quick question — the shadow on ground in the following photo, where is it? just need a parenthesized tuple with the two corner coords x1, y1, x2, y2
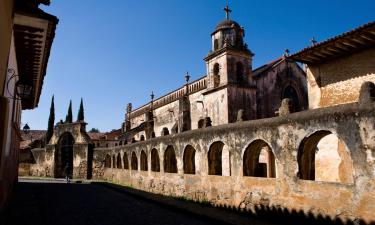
(1, 180, 374, 225)
(96, 182, 375, 225)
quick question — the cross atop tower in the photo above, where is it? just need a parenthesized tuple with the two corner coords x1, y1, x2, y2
(223, 0, 232, 20)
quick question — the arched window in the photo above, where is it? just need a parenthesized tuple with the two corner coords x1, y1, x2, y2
(243, 140, 276, 178)
(151, 132, 156, 138)
(140, 150, 148, 171)
(236, 62, 244, 84)
(283, 85, 300, 113)
(104, 154, 111, 168)
(164, 146, 177, 173)
(213, 63, 220, 87)
(214, 39, 219, 50)
(112, 155, 116, 168)
(208, 141, 224, 175)
(151, 148, 160, 172)
(119, 141, 122, 146)
(298, 131, 354, 184)
(140, 135, 145, 141)
(183, 145, 196, 174)
(161, 127, 169, 136)
(131, 152, 138, 171)
(123, 152, 129, 169)
(117, 153, 122, 169)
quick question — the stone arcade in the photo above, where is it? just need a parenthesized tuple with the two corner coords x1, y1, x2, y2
(21, 8, 375, 223)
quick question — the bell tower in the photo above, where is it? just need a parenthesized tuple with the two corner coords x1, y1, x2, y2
(202, 3, 257, 124)
(204, 3, 254, 90)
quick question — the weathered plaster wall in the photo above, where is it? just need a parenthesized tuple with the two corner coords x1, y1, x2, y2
(255, 60, 308, 119)
(307, 48, 375, 108)
(92, 100, 375, 223)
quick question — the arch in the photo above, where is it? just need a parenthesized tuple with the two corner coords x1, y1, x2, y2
(151, 132, 156, 138)
(214, 39, 219, 50)
(236, 61, 244, 84)
(243, 140, 276, 178)
(123, 152, 129, 169)
(116, 153, 122, 169)
(208, 141, 224, 175)
(55, 132, 75, 178)
(140, 135, 145, 141)
(104, 154, 111, 168)
(119, 141, 122, 146)
(283, 85, 300, 112)
(164, 146, 177, 173)
(183, 145, 196, 174)
(151, 148, 160, 172)
(161, 127, 169, 136)
(112, 155, 116, 168)
(140, 150, 148, 171)
(297, 130, 354, 183)
(213, 63, 220, 87)
(131, 152, 138, 171)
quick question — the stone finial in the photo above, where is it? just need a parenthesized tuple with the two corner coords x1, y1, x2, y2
(283, 49, 290, 58)
(359, 81, 375, 108)
(236, 109, 246, 122)
(126, 103, 132, 114)
(311, 37, 318, 46)
(203, 117, 212, 127)
(277, 98, 292, 116)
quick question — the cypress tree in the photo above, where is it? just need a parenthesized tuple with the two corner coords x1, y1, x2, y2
(65, 100, 73, 123)
(77, 98, 84, 122)
(46, 95, 55, 144)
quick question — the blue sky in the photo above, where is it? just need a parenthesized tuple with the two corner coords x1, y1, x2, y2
(23, 0, 375, 132)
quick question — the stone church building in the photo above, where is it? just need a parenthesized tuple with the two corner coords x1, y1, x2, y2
(120, 11, 307, 142)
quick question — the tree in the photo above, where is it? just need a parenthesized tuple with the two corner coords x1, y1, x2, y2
(45, 95, 55, 144)
(89, 128, 100, 133)
(65, 100, 73, 123)
(77, 98, 84, 122)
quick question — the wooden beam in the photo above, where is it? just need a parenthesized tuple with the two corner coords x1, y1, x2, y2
(341, 40, 359, 48)
(350, 37, 367, 45)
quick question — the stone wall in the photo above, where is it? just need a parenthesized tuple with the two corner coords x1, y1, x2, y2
(93, 98, 375, 223)
(307, 47, 375, 109)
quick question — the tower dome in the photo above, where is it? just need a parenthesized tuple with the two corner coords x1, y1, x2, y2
(210, 5, 247, 52)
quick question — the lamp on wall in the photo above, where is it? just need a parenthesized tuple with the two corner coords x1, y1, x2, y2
(6, 68, 33, 100)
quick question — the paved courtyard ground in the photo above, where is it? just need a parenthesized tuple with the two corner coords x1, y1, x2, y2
(2, 179, 353, 225)
(2, 179, 237, 225)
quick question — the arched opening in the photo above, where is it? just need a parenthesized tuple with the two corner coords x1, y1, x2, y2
(214, 39, 219, 50)
(112, 155, 116, 168)
(243, 140, 276, 178)
(161, 127, 169, 136)
(236, 62, 244, 84)
(55, 132, 74, 178)
(104, 154, 111, 168)
(298, 131, 354, 183)
(183, 145, 196, 174)
(123, 152, 129, 169)
(140, 135, 145, 141)
(117, 153, 122, 169)
(140, 150, 148, 171)
(164, 146, 177, 173)
(151, 148, 160, 172)
(213, 63, 220, 87)
(283, 85, 300, 113)
(151, 132, 156, 138)
(119, 141, 122, 146)
(131, 152, 138, 171)
(208, 141, 224, 175)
